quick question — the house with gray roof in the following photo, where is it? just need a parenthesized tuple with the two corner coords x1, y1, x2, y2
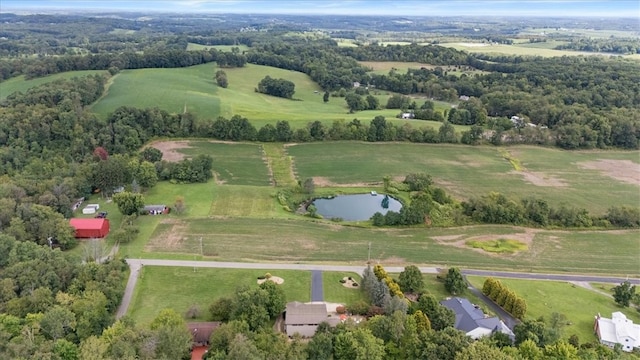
(285, 302, 338, 337)
(441, 297, 514, 340)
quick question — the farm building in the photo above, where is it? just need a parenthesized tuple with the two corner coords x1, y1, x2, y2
(595, 312, 640, 352)
(143, 205, 170, 215)
(69, 218, 110, 238)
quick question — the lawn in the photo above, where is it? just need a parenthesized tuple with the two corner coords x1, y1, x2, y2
(0, 70, 108, 100)
(466, 276, 640, 342)
(323, 272, 367, 304)
(128, 267, 368, 325)
(286, 142, 640, 214)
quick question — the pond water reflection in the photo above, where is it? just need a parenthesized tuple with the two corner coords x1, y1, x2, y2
(311, 193, 402, 221)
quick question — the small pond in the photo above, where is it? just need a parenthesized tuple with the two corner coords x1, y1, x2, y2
(311, 193, 402, 221)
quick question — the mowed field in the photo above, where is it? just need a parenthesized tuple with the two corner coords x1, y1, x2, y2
(88, 63, 415, 128)
(359, 60, 489, 77)
(140, 217, 639, 274)
(287, 142, 640, 213)
(114, 140, 640, 275)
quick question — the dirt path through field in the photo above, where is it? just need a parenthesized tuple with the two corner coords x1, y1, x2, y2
(578, 159, 640, 185)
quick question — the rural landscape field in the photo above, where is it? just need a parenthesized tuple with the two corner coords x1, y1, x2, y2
(1, 2, 639, 359)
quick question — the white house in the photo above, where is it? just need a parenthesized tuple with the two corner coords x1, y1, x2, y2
(595, 312, 640, 352)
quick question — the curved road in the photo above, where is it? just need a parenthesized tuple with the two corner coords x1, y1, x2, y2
(116, 259, 640, 319)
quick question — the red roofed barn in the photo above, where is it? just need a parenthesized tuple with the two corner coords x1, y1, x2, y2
(69, 218, 110, 238)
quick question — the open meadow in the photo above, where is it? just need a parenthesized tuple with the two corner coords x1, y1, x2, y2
(88, 63, 415, 128)
(466, 276, 640, 341)
(439, 42, 639, 58)
(286, 142, 640, 213)
(113, 140, 640, 275)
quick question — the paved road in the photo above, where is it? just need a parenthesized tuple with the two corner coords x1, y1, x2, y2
(461, 269, 640, 285)
(311, 270, 324, 302)
(116, 261, 142, 319)
(116, 259, 640, 319)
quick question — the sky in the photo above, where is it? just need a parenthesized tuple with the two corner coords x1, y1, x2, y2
(2, 0, 640, 17)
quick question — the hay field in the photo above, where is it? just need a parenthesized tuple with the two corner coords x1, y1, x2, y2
(287, 142, 640, 214)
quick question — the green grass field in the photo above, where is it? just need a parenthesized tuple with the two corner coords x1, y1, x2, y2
(467, 276, 640, 341)
(88, 63, 445, 128)
(114, 141, 640, 274)
(134, 216, 639, 274)
(440, 42, 639, 59)
(177, 141, 271, 186)
(359, 61, 488, 77)
(128, 267, 312, 324)
(287, 142, 640, 213)
(0, 70, 108, 100)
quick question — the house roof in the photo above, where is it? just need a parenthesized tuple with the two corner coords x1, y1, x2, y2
(597, 312, 640, 350)
(285, 302, 328, 325)
(440, 297, 514, 339)
(187, 322, 221, 344)
(69, 218, 108, 230)
(144, 205, 166, 210)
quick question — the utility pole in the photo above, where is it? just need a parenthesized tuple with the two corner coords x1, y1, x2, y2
(200, 237, 203, 258)
(367, 242, 371, 264)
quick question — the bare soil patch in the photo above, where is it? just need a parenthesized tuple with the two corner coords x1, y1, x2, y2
(257, 276, 284, 285)
(512, 170, 568, 187)
(312, 176, 380, 188)
(341, 277, 359, 289)
(149, 140, 193, 162)
(433, 228, 539, 256)
(578, 159, 640, 185)
(145, 219, 188, 250)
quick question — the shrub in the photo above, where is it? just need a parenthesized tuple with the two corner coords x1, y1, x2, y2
(265, 273, 272, 279)
(185, 305, 201, 319)
(352, 282, 359, 287)
(257, 276, 266, 280)
(347, 300, 369, 316)
(348, 277, 353, 281)
(339, 279, 346, 284)
(336, 306, 346, 314)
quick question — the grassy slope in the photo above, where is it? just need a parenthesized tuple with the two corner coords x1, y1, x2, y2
(90, 64, 222, 120)
(467, 276, 640, 341)
(0, 70, 108, 100)
(88, 63, 449, 129)
(128, 267, 312, 325)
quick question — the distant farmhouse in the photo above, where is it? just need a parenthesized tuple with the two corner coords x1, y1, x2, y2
(440, 297, 514, 340)
(595, 312, 640, 352)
